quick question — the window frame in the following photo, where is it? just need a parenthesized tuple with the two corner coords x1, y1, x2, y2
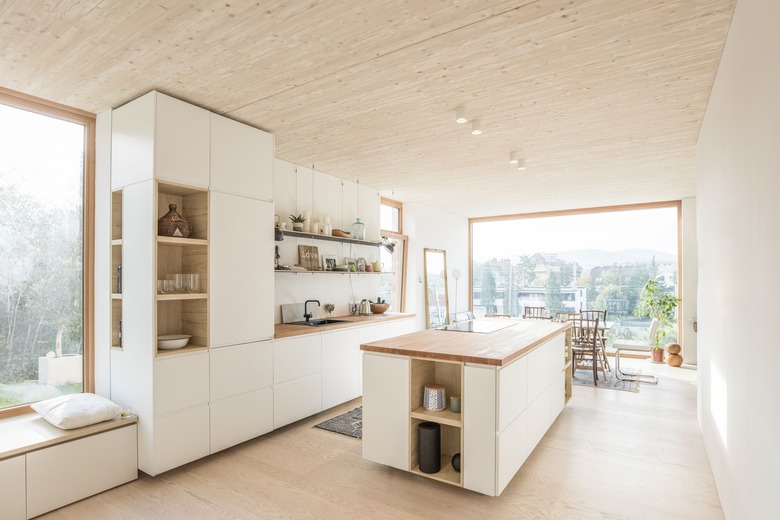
(380, 196, 403, 234)
(0, 87, 95, 419)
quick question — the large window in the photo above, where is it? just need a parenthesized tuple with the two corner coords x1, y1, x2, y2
(471, 203, 679, 349)
(0, 89, 94, 414)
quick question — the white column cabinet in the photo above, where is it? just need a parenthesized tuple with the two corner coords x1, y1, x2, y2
(210, 113, 274, 201)
(111, 91, 210, 190)
(210, 192, 274, 347)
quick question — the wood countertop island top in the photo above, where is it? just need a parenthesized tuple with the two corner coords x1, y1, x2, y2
(360, 318, 571, 366)
(274, 312, 415, 339)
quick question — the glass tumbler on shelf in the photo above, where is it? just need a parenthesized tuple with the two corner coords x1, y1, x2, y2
(187, 273, 200, 293)
(173, 273, 185, 293)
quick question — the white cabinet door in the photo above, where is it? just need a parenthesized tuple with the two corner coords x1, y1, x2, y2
(154, 404, 210, 474)
(362, 353, 409, 471)
(273, 373, 322, 429)
(463, 363, 498, 495)
(210, 192, 274, 347)
(27, 425, 138, 518)
(210, 387, 274, 453)
(111, 91, 155, 189)
(526, 383, 553, 454)
(210, 341, 273, 401)
(498, 355, 528, 432)
(154, 352, 209, 416)
(321, 327, 362, 371)
(322, 364, 361, 410)
(210, 113, 273, 201)
(496, 411, 528, 496)
(0, 455, 25, 520)
(154, 92, 210, 188)
(273, 335, 322, 384)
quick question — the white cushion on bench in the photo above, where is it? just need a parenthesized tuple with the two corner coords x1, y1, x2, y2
(31, 393, 123, 430)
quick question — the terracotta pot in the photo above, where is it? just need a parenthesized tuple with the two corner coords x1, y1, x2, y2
(651, 348, 664, 363)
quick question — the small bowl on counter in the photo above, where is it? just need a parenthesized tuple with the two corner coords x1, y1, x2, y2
(370, 303, 390, 314)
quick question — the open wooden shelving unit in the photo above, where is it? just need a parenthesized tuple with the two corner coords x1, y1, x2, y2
(111, 190, 123, 350)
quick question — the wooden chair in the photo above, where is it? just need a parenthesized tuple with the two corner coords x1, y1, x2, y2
(571, 313, 606, 384)
(523, 306, 548, 319)
(581, 309, 610, 372)
(613, 318, 659, 384)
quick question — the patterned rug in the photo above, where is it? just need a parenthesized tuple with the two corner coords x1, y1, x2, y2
(314, 406, 362, 439)
(573, 367, 640, 392)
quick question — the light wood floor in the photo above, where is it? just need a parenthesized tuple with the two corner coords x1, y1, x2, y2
(40, 359, 722, 519)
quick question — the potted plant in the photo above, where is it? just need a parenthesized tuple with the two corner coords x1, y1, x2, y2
(289, 214, 306, 232)
(634, 280, 679, 362)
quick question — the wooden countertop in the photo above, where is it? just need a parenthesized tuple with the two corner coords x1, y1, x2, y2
(274, 313, 415, 339)
(360, 318, 571, 366)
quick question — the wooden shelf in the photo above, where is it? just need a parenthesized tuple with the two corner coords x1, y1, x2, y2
(111, 239, 123, 246)
(410, 456, 462, 486)
(156, 293, 207, 301)
(155, 343, 208, 357)
(111, 293, 123, 300)
(157, 236, 208, 246)
(280, 229, 381, 247)
(410, 407, 463, 427)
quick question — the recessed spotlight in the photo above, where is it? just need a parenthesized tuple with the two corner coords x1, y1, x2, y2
(455, 105, 468, 124)
(471, 119, 482, 135)
(517, 158, 526, 170)
(510, 151, 520, 164)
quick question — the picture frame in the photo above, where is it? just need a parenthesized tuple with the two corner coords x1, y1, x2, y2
(322, 254, 338, 271)
(298, 245, 321, 271)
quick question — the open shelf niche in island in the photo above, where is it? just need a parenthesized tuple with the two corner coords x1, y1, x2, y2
(409, 358, 463, 486)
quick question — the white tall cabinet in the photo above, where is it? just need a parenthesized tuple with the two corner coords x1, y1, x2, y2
(109, 90, 275, 475)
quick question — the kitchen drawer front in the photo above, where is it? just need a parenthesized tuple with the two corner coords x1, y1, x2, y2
(154, 352, 209, 416)
(321, 327, 362, 371)
(210, 341, 273, 402)
(526, 383, 553, 454)
(273, 373, 322, 429)
(322, 364, 361, 410)
(496, 410, 529, 496)
(210, 387, 273, 453)
(0, 455, 25, 520)
(527, 334, 564, 402)
(154, 405, 210, 475)
(27, 424, 137, 518)
(273, 335, 322, 384)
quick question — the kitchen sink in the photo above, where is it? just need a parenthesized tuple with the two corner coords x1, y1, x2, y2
(288, 319, 351, 327)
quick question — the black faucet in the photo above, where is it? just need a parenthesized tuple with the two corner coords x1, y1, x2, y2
(304, 300, 320, 323)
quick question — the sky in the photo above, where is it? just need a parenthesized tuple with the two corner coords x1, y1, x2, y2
(0, 103, 85, 209)
(472, 207, 678, 262)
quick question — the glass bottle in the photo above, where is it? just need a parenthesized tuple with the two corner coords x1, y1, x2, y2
(350, 217, 366, 241)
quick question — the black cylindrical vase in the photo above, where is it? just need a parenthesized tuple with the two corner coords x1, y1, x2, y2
(418, 422, 441, 474)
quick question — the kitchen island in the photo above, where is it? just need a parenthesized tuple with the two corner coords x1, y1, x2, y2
(360, 318, 572, 496)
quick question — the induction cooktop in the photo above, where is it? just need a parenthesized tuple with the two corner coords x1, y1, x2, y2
(439, 319, 516, 334)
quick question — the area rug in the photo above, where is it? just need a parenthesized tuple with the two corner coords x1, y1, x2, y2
(314, 406, 362, 439)
(573, 367, 640, 393)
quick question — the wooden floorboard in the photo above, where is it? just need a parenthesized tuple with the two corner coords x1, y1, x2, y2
(39, 359, 722, 519)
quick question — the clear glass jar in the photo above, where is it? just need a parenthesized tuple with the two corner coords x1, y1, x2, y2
(350, 217, 366, 241)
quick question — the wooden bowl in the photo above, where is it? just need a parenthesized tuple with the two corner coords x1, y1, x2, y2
(370, 303, 390, 314)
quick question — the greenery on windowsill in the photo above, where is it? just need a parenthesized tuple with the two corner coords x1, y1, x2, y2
(634, 279, 679, 350)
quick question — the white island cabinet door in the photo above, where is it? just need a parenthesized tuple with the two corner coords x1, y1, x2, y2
(210, 192, 274, 347)
(362, 352, 409, 471)
(210, 113, 274, 201)
(0, 455, 25, 520)
(154, 92, 210, 188)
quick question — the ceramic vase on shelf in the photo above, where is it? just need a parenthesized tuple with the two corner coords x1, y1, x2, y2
(350, 217, 366, 241)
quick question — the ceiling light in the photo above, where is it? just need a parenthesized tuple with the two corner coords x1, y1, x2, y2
(509, 151, 520, 164)
(471, 119, 482, 135)
(455, 105, 468, 123)
(517, 158, 526, 170)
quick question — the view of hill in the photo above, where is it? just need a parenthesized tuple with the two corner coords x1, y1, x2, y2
(555, 248, 676, 270)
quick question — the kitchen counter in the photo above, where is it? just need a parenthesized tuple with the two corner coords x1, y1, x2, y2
(360, 318, 570, 366)
(274, 312, 415, 339)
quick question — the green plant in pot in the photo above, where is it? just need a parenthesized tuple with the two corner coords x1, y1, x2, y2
(289, 214, 306, 232)
(633, 280, 679, 362)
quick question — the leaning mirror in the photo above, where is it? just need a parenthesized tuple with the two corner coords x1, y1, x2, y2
(424, 248, 449, 328)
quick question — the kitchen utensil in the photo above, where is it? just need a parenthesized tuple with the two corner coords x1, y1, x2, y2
(359, 299, 372, 315)
(157, 334, 191, 350)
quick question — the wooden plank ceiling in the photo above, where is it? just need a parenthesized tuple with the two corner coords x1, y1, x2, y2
(0, 0, 735, 217)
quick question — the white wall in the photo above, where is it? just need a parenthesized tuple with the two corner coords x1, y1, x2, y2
(696, 0, 780, 517)
(94, 110, 112, 398)
(403, 202, 469, 331)
(681, 197, 698, 364)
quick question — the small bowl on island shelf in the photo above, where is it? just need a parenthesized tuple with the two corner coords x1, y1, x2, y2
(370, 303, 390, 314)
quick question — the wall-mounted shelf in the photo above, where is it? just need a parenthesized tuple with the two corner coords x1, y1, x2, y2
(279, 229, 381, 247)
